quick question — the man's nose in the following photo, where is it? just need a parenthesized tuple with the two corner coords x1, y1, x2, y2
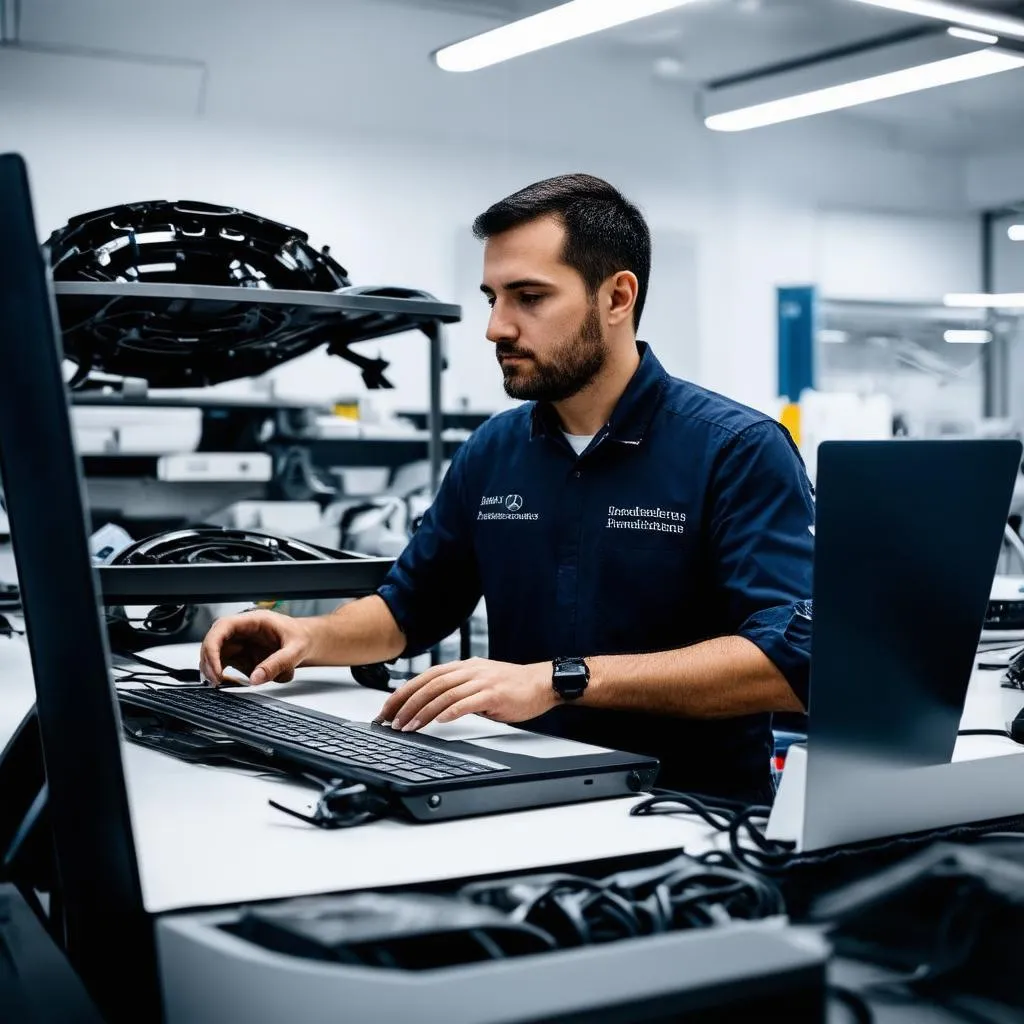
(486, 306, 517, 345)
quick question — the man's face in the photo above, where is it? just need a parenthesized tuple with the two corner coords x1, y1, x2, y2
(481, 215, 606, 403)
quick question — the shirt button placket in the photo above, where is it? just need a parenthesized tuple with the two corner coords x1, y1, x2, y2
(555, 462, 584, 650)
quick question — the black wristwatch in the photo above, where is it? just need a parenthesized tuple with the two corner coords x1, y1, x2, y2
(552, 656, 589, 701)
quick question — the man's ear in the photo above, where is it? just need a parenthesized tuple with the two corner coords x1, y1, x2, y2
(605, 271, 639, 328)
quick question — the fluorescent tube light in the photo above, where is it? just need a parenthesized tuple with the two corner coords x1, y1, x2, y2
(817, 330, 849, 343)
(947, 27, 998, 46)
(850, 0, 1024, 41)
(705, 48, 1024, 131)
(1008, 225, 1024, 242)
(434, 0, 699, 72)
(945, 293, 1024, 308)
(943, 329, 992, 343)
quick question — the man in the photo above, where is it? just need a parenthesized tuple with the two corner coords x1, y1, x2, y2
(200, 173, 814, 804)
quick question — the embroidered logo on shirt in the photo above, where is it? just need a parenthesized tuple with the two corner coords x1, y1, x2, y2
(606, 504, 686, 535)
(478, 494, 539, 522)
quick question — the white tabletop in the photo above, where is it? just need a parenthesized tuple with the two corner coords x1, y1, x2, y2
(0, 638, 718, 914)
(3, 635, 1023, 915)
(953, 648, 1024, 760)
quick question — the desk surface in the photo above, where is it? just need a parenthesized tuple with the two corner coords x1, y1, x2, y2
(0, 639, 719, 914)
(2, 636, 1023, 916)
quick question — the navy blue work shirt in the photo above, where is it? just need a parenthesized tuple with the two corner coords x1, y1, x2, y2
(377, 343, 814, 803)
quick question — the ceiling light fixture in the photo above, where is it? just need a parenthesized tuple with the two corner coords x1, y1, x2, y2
(945, 293, 1024, 308)
(1008, 225, 1024, 242)
(943, 329, 992, 343)
(705, 48, 1024, 131)
(434, 0, 700, 72)
(946, 27, 999, 46)
(849, 0, 1024, 41)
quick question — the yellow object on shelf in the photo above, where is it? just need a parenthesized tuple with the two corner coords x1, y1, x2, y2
(779, 402, 801, 446)
(332, 400, 360, 421)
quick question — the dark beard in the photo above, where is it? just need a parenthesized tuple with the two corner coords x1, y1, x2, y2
(499, 304, 606, 403)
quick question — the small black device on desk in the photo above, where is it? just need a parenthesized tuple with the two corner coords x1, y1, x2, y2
(1003, 645, 1024, 689)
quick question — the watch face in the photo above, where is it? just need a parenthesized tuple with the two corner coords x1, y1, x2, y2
(557, 664, 588, 682)
(554, 659, 588, 699)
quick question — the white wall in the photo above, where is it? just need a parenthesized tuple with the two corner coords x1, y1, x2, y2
(0, 0, 983, 416)
(816, 210, 980, 302)
(968, 149, 1024, 210)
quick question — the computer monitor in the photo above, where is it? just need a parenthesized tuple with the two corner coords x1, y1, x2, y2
(0, 154, 158, 1018)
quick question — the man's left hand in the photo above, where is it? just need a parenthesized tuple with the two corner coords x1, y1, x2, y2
(374, 658, 556, 732)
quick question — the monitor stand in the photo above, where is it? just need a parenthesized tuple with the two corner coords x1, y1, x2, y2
(768, 742, 1024, 851)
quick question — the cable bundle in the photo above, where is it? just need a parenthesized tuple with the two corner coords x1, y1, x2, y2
(458, 850, 784, 948)
(629, 789, 797, 875)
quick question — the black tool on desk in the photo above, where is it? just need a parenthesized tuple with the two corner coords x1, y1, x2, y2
(1003, 646, 1024, 690)
(267, 775, 394, 829)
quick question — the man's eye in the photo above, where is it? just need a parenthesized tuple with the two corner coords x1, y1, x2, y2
(485, 296, 496, 308)
(520, 294, 543, 306)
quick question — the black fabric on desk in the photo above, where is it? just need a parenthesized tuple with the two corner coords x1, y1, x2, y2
(778, 814, 1024, 921)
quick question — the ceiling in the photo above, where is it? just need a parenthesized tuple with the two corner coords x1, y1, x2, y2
(380, 0, 1024, 153)
(6, 0, 1024, 154)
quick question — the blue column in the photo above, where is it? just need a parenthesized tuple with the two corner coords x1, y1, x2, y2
(777, 286, 816, 402)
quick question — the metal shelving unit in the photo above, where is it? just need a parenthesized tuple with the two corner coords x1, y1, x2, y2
(57, 281, 462, 498)
(97, 553, 394, 606)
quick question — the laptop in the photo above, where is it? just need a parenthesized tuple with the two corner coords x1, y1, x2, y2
(0, 152, 657, 828)
(808, 438, 1022, 772)
(769, 437, 1024, 852)
(117, 684, 659, 821)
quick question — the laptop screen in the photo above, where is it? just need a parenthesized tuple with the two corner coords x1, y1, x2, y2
(804, 437, 1022, 845)
(0, 154, 158, 1018)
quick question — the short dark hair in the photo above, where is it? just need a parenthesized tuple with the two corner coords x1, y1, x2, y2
(472, 173, 651, 330)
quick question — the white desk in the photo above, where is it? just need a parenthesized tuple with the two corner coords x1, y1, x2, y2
(0, 639, 718, 914)
(3, 636, 1023, 915)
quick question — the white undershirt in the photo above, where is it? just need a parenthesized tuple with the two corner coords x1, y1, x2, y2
(563, 432, 595, 456)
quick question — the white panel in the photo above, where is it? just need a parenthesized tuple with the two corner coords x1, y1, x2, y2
(451, 228, 515, 414)
(967, 148, 1024, 209)
(817, 209, 980, 302)
(0, 47, 204, 117)
(638, 230, 701, 384)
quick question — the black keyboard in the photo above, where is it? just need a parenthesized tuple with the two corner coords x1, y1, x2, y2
(119, 687, 508, 783)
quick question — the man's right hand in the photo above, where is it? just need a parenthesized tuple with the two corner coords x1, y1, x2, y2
(199, 609, 316, 687)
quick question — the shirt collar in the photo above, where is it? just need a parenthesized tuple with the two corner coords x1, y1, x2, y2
(529, 341, 668, 445)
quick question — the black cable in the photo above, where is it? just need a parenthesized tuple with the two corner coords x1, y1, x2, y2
(629, 790, 796, 875)
(115, 649, 202, 682)
(0, 613, 24, 637)
(470, 929, 506, 962)
(828, 984, 875, 1024)
(459, 842, 784, 955)
(631, 788, 1024, 889)
(268, 775, 392, 830)
(112, 669, 200, 690)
